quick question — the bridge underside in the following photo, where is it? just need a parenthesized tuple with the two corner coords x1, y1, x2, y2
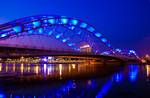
(0, 46, 126, 63)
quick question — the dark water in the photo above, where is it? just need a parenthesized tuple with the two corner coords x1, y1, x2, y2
(0, 63, 149, 98)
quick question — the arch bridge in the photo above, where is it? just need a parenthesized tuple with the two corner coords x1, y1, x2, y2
(0, 15, 137, 62)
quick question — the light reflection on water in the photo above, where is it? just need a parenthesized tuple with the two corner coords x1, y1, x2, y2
(0, 63, 149, 98)
(146, 65, 150, 77)
(0, 63, 112, 81)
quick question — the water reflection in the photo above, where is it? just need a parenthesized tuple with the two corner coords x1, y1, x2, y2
(96, 80, 112, 98)
(0, 64, 149, 98)
(59, 64, 62, 79)
(112, 72, 123, 83)
(20, 63, 24, 74)
(56, 80, 75, 97)
(0, 63, 109, 81)
(146, 65, 150, 77)
(128, 65, 139, 82)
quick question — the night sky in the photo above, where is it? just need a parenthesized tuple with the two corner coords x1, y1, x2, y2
(0, 0, 150, 56)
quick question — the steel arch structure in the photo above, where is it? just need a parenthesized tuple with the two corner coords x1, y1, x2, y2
(0, 15, 112, 54)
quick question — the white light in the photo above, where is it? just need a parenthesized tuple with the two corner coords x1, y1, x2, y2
(44, 64, 47, 74)
(80, 44, 90, 48)
(1, 34, 7, 37)
(43, 58, 48, 62)
(48, 65, 52, 75)
(48, 56, 53, 60)
(59, 64, 62, 78)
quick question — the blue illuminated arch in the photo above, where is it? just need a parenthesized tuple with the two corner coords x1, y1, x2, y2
(0, 15, 112, 53)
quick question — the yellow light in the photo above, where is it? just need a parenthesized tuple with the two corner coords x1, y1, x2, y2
(72, 64, 76, 69)
(59, 64, 62, 78)
(146, 65, 150, 77)
(6, 64, 8, 72)
(141, 59, 146, 63)
(13, 63, 16, 72)
(35, 66, 39, 74)
(21, 63, 24, 74)
(27, 64, 31, 72)
(69, 65, 71, 73)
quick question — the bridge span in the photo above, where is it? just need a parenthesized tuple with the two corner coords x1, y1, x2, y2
(0, 46, 139, 65)
(0, 15, 139, 63)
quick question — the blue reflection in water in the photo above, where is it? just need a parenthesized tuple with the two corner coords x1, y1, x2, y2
(56, 80, 75, 97)
(0, 93, 5, 98)
(87, 80, 97, 89)
(15, 96, 19, 98)
(96, 81, 112, 98)
(128, 65, 139, 82)
(112, 72, 123, 83)
(0, 64, 142, 98)
(96, 69, 124, 98)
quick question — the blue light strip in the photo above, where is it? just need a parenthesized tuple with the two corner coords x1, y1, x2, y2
(101, 38, 107, 43)
(87, 26, 95, 32)
(95, 33, 102, 37)
(56, 80, 74, 97)
(61, 18, 68, 24)
(96, 81, 112, 98)
(12, 26, 22, 33)
(80, 22, 88, 28)
(48, 19, 55, 24)
(71, 19, 78, 25)
(32, 21, 41, 27)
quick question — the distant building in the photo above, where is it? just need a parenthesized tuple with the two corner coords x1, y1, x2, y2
(80, 44, 92, 53)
